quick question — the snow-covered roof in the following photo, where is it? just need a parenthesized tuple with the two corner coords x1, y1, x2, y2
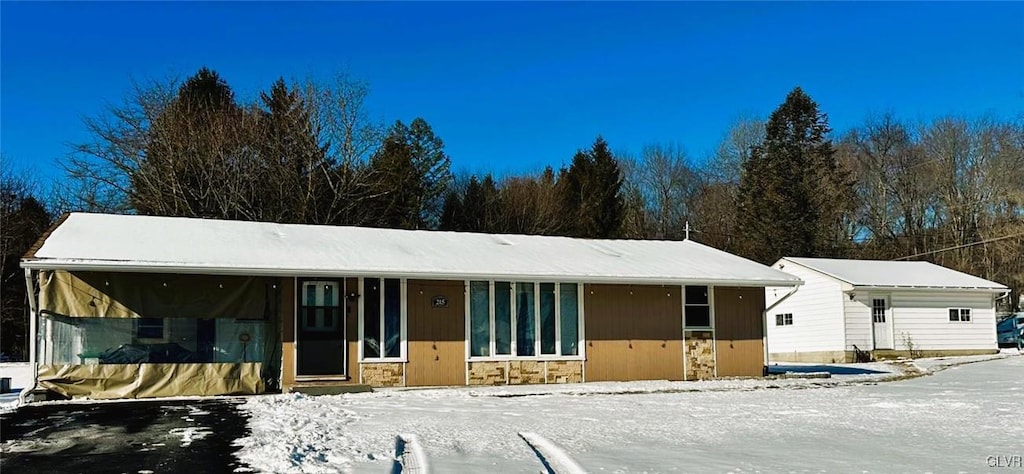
(22, 213, 801, 287)
(779, 257, 1007, 291)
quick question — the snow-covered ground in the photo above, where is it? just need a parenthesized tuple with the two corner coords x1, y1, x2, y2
(235, 352, 1023, 473)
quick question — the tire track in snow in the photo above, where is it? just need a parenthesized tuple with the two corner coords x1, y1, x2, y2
(392, 433, 429, 473)
(519, 432, 586, 474)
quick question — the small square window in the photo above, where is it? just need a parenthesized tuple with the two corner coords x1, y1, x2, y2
(136, 318, 164, 339)
(776, 313, 793, 326)
(949, 308, 972, 322)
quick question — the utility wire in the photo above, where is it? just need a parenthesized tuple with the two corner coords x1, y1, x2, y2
(892, 232, 1024, 260)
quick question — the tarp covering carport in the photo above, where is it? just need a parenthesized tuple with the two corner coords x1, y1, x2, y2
(36, 270, 280, 399)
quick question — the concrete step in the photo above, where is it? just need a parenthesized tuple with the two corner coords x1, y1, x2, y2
(288, 384, 373, 396)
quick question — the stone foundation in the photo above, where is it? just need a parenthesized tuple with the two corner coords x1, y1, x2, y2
(770, 351, 853, 364)
(508, 360, 546, 385)
(360, 362, 405, 387)
(771, 348, 1000, 364)
(466, 360, 584, 386)
(685, 331, 715, 380)
(545, 361, 583, 384)
(468, 361, 507, 385)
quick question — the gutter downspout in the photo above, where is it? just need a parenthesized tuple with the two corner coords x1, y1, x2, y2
(19, 269, 39, 404)
(762, 285, 800, 375)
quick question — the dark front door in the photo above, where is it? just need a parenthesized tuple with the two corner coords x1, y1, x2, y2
(297, 280, 346, 376)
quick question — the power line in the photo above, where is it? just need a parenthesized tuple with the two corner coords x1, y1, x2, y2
(892, 232, 1024, 260)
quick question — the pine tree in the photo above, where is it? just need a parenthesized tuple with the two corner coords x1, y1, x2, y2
(735, 87, 853, 264)
(558, 137, 625, 238)
(369, 119, 452, 229)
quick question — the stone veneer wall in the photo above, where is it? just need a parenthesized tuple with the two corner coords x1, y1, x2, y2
(467, 360, 583, 386)
(360, 362, 405, 387)
(685, 331, 715, 380)
(467, 361, 507, 385)
(545, 361, 584, 384)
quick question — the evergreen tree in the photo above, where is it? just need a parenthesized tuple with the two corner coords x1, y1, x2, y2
(558, 137, 625, 238)
(735, 87, 853, 264)
(258, 78, 331, 223)
(369, 126, 422, 229)
(369, 119, 452, 229)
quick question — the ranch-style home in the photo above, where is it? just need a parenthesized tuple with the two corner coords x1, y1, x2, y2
(766, 257, 1008, 363)
(20, 213, 802, 400)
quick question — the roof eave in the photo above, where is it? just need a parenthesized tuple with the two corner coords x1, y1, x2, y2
(20, 259, 804, 288)
(846, 285, 1008, 293)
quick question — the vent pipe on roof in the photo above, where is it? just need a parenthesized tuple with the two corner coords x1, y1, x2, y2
(685, 221, 690, 240)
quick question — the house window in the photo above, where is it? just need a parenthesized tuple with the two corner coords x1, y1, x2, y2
(872, 299, 887, 323)
(136, 317, 165, 339)
(301, 281, 340, 332)
(948, 308, 972, 322)
(775, 313, 793, 326)
(468, 281, 581, 358)
(685, 285, 711, 328)
(362, 278, 405, 360)
(469, 281, 490, 357)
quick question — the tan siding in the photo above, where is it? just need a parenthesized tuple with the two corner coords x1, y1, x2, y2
(405, 280, 466, 386)
(714, 287, 766, 377)
(584, 284, 683, 382)
(281, 277, 296, 387)
(346, 277, 359, 378)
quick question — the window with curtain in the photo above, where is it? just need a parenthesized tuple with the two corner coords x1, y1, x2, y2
(467, 281, 581, 359)
(495, 282, 512, 355)
(559, 283, 579, 356)
(470, 281, 490, 357)
(362, 277, 404, 360)
(516, 282, 536, 356)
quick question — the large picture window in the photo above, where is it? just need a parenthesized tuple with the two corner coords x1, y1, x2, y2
(362, 277, 405, 360)
(468, 281, 581, 359)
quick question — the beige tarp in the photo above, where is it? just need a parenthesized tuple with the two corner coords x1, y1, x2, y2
(38, 363, 264, 399)
(39, 270, 270, 319)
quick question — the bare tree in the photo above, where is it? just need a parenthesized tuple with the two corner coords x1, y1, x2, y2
(622, 143, 700, 239)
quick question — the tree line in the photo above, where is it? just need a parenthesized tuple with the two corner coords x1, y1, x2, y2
(1, 67, 1021, 359)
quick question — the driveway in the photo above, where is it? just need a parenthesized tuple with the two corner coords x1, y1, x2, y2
(1, 398, 250, 473)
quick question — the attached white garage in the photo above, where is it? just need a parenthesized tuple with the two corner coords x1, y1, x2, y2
(766, 257, 1008, 363)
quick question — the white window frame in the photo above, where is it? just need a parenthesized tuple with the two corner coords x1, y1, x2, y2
(683, 285, 715, 330)
(300, 281, 341, 332)
(465, 280, 584, 361)
(947, 307, 972, 323)
(358, 277, 408, 362)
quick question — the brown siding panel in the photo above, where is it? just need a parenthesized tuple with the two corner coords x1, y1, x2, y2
(346, 277, 359, 379)
(281, 277, 296, 387)
(584, 284, 683, 382)
(714, 287, 766, 377)
(405, 280, 466, 386)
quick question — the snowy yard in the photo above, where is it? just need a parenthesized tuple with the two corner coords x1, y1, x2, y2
(236, 353, 1024, 473)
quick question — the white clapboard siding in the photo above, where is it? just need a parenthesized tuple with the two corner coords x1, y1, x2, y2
(843, 293, 873, 351)
(889, 291, 998, 350)
(766, 262, 845, 353)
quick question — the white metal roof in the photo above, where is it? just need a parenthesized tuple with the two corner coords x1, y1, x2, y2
(22, 213, 802, 287)
(780, 257, 1007, 291)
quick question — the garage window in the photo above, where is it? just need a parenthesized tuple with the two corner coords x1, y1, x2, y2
(948, 308, 972, 322)
(775, 313, 793, 326)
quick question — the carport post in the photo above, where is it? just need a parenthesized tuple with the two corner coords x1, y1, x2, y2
(20, 269, 39, 403)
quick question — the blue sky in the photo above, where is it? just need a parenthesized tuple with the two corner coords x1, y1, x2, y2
(2, 2, 1022, 185)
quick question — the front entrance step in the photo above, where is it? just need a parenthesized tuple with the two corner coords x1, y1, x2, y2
(288, 384, 373, 396)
